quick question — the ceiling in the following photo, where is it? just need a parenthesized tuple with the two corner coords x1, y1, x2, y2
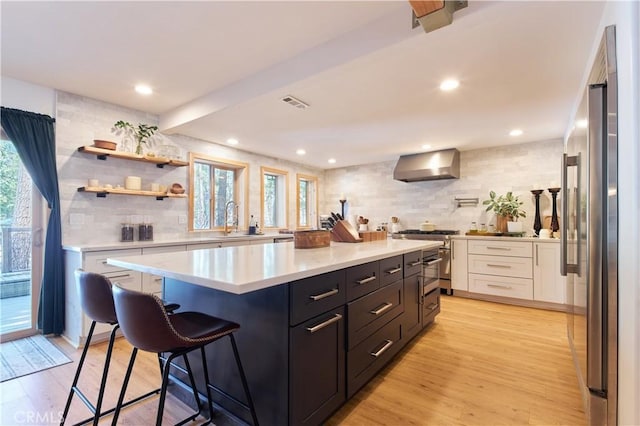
(1, 1, 605, 169)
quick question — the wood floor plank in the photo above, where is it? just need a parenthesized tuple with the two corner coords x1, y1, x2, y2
(0, 296, 584, 425)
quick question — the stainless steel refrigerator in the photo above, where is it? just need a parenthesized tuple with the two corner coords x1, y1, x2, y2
(562, 25, 618, 426)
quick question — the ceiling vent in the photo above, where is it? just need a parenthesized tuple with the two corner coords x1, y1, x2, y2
(281, 95, 309, 110)
(409, 1, 468, 33)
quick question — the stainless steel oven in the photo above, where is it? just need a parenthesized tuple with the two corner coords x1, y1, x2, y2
(421, 248, 442, 323)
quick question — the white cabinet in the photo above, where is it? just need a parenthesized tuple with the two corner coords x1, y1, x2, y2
(533, 242, 566, 304)
(467, 240, 533, 301)
(451, 239, 468, 291)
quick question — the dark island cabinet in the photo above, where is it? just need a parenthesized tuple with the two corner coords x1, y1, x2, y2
(290, 306, 346, 426)
(163, 248, 438, 426)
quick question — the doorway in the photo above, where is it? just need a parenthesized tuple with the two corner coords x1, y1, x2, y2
(0, 137, 44, 341)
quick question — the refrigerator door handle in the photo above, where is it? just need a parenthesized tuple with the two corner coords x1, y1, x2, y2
(561, 153, 580, 276)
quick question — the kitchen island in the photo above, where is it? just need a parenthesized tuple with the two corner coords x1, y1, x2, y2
(108, 239, 440, 426)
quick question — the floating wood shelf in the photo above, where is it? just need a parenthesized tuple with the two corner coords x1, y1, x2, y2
(78, 186, 187, 200)
(78, 146, 189, 168)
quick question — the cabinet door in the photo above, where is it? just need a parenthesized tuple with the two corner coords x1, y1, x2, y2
(290, 307, 345, 426)
(533, 243, 566, 304)
(401, 274, 422, 342)
(451, 239, 468, 291)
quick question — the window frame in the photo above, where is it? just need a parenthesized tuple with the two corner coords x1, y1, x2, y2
(188, 152, 249, 232)
(296, 173, 318, 230)
(260, 166, 289, 230)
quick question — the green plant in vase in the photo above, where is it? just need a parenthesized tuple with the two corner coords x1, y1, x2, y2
(113, 121, 158, 155)
(483, 190, 526, 232)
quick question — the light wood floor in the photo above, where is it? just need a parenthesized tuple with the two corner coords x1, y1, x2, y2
(0, 296, 585, 425)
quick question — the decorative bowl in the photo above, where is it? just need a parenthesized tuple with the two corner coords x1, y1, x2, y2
(170, 183, 185, 194)
(93, 139, 117, 150)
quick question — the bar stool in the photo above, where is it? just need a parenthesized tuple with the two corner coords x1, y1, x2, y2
(61, 270, 178, 426)
(110, 285, 259, 426)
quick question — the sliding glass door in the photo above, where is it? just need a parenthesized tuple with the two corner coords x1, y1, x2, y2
(0, 137, 44, 341)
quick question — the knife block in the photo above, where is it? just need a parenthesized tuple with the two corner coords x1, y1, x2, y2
(330, 220, 363, 243)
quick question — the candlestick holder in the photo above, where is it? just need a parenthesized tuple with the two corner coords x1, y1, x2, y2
(339, 199, 347, 219)
(548, 187, 561, 234)
(531, 189, 544, 236)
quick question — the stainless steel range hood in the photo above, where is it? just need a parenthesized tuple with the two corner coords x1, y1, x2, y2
(393, 148, 460, 182)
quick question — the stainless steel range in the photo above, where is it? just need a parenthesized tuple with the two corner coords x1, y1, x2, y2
(392, 229, 460, 294)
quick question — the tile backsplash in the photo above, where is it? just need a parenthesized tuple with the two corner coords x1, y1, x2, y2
(322, 140, 564, 235)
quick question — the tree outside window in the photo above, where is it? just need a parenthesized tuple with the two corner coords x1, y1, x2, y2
(296, 174, 317, 229)
(261, 167, 288, 229)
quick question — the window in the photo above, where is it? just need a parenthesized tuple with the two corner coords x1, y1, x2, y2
(189, 153, 248, 231)
(260, 167, 288, 229)
(296, 174, 318, 229)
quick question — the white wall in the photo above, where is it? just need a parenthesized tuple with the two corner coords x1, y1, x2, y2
(55, 91, 324, 245)
(323, 139, 563, 234)
(1, 77, 55, 116)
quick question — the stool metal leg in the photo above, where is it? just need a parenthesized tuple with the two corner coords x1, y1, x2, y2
(111, 347, 138, 426)
(229, 334, 259, 426)
(200, 346, 216, 425)
(60, 321, 97, 425)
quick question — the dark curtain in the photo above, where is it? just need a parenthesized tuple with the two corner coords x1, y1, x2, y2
(1, 107, 64, 335)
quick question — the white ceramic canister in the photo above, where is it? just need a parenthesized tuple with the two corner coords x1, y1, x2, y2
(125, 176, 142, 190)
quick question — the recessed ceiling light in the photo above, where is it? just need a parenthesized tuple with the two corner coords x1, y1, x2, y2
(135, 84, 153, 95)
(296, 149, 306, 155)
(509, 129, 523, 137)
(328, 158, 336, 164)
(576, 119, 588, 129)
(226, 138, 239, 145)
(421, 144, 432, 150)
(439, 79, 459, 91)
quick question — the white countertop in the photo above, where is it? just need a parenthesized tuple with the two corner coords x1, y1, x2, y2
(450, 235, 560, 243)
(63, 233, 294, 252)
(107, 239, 440, 295)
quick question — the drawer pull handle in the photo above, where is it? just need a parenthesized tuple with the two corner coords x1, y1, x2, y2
(486, 264, 511, 268)
(356, 276, 377, 285)
(425, 258, 443, 266)
(370, 340, 394, 358)
(154, 278, 163, 283)
(309, 288, 339, 301)
(370, 302, 393, 315)
(385, 267, 402, 275)
(486, 247, 511, 251)
(306, 313, 342, 334)
(426, 303, 439, 311)
(408, 260, 422, 267)
(108, 273, 131, 280)
(487, 283, 513, 289)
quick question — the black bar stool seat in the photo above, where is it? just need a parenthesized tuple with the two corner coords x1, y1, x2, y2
(111, 285, 259, 426)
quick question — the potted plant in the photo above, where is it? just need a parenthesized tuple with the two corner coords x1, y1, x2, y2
(113, 121, 158, 155)
(483, 191, 526, 233)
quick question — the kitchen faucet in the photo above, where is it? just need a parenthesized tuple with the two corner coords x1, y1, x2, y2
(224, 200, 239, 234)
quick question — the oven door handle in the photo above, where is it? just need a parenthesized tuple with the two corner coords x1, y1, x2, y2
(425, 258, 443, 266)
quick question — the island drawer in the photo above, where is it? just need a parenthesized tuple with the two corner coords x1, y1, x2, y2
(468, 240, 532, 258)
(290, 270, 346, 326)
(423, 288, 440, 326)
(346, 261, 380, 301)
(468, 254, 533, 279)
(468, 273, 533, 300)
(347, 316, 402, 398)
(347, 280, 403, 349)
(403, 250, 423, 277)
(379, 255, 403, 287)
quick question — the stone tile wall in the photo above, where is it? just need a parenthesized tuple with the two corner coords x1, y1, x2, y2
(322, 140, 564, 235)
(56, 92, 323, 245)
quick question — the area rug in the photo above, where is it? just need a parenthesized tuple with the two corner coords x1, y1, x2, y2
(0, 335, 71, 382)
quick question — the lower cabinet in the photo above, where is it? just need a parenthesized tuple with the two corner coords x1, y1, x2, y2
(290, 307, 345, 426)
(533, 242, 566, 304)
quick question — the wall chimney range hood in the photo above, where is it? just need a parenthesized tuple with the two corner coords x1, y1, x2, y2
(393, 148, 460, 182)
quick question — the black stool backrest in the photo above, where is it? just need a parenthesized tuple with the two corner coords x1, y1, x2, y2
(112, 285, 186, 353)
(75, 269, 117, 324)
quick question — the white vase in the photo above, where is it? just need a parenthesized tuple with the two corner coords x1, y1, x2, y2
(507, 221, 523, 233)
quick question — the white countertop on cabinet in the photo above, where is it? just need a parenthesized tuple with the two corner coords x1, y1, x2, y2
(450, 235, 560, 243)
(63, 233, 293, 252)
(107, 240, 440, 295)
